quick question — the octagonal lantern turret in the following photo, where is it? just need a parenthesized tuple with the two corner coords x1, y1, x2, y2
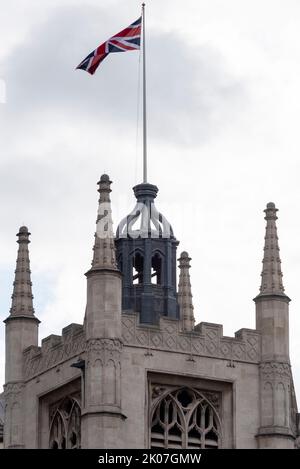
(115, 182, 179, 324)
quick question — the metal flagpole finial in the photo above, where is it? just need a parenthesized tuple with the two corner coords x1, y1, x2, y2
(142, 1, 147, 183)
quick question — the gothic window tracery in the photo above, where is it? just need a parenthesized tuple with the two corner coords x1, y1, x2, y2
(150, 387, 221, 449)
(49, 396, 81, 449)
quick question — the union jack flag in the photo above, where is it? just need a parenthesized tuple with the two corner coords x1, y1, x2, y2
(76, 16, 141, 75)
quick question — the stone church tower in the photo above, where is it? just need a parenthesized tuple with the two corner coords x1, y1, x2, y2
(3, 176, 299, 448)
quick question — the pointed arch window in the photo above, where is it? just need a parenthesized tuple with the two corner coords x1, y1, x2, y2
(151, 253, 162, 285)
(132, 252, 144, 285)
(150, 388, 221, 448)
(49, 397, 81, 449)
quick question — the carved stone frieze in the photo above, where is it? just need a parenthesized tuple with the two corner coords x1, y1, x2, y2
(3, 381, 24, 437)
(23, 331, 86, 381)
(122, 313, 260, 364)
(260, 362, 291, 381)
(86, 338, 122, 354)
(86, 338, 122, 368)
(4, 382, 25, 403)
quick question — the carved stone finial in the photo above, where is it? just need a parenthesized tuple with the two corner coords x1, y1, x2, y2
(98, 174, 112, 203)
(178, 251, 195, 331)
(264, 202, 277, 218)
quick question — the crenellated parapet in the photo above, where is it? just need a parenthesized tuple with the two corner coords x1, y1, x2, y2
(22, 313, 261, 383)
(23, 323, 86, 381)
(122, 313, 261, 364)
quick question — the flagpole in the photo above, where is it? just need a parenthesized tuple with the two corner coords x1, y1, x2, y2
(142, 3, 147, 183)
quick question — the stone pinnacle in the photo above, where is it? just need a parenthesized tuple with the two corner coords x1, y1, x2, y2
(178, 251, 195, 331)
(10, 226, 35, 317)
(257, 202, 288, 297)
(91, 175, 118, 270)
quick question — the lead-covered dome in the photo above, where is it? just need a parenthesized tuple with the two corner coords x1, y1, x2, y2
(116, 183, 174, 239)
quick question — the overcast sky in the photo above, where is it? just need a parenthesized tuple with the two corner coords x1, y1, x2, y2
(1, 0, 300, 401)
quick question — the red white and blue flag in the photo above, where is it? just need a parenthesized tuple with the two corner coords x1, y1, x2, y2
(76, 16, 142, 75)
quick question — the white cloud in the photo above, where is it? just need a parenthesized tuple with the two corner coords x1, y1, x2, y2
(0, 0, 300, 409)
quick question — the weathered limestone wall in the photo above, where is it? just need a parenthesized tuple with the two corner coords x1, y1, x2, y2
(120, 341, 260, 448)
(19, 312, 262, 448)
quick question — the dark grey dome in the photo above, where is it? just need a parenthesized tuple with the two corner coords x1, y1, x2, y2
(116, 183, 174, 239)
